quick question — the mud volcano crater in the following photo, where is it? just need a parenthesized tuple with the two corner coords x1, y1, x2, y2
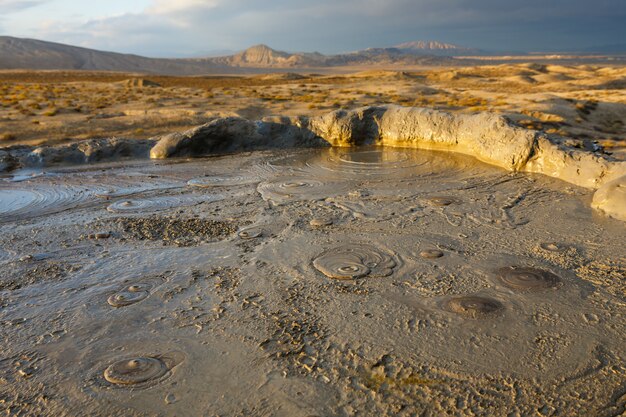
(313, 244, 397, 280)
(495, 266, 561, 291)
(443, 296, 504, 318)
(107, 283, 152, 308)
(100, 352, 184, 388)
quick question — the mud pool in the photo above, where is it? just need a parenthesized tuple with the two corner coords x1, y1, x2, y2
(0, 147, 624, 416)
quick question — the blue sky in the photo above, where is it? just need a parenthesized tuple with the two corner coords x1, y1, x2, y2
(1, 0, 625, 57)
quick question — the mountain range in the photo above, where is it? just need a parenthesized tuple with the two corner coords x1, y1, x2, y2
(3, 36, 623, 75)
(0, 36, 466, 75)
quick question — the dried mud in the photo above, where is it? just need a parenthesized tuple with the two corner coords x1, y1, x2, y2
(0, 147, 624, 416)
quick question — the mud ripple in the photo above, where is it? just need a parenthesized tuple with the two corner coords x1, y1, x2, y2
(0, 187, 93, 222)
(106, 195, 221, 213)
(187, 175, 258, 188)
(496, 266, 561, 290)
(257, 177, 348, 205)
(262, 147, 505, 190)
(443, 296, 504, 318)
(312, 147, 426, 177)
(104, 357, 167, 385)
(313, 244, 397, 280)
(107, 283, 151, 307)
(94, 186, 172, 199)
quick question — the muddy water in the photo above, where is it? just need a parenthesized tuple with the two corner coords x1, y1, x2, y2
(0, 147, 624, 416)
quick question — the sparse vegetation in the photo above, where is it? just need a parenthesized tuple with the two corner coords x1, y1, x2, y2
(0, 66, 624, 153)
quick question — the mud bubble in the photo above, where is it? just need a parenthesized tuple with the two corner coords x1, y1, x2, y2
(107, 283, 151, 307)
(313, 244, 397, 280)
(420, 249, 444, 259)
(443, 296, 504, 318)
(106, 195, 216, 213)
(426, 196, 460, 207)
(539, 242, 568, 252)
(238, 227, 264, 239)
(310, 217, 333, 228)
(495, 266, 561, 291)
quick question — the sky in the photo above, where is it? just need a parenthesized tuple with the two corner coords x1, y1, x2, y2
(1, 0, 625, 57)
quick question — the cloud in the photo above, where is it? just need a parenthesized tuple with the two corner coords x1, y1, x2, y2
(0, 0, 46, 14)
(13, 0, 626, 56)
(148, 0, 219, 15)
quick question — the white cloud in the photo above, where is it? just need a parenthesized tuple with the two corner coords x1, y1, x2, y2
(5, 0, 625, 56)
(147, 0, 219, 15)
(0, 0, 45, 13)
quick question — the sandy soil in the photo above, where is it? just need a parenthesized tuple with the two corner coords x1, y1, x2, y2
(0, 148, 624, 416)
(1, 64, 625, 160)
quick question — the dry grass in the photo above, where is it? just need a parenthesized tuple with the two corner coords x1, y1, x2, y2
(0, 65, 624, 154)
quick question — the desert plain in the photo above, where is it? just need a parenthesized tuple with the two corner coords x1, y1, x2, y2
(0, 60, 625, 416)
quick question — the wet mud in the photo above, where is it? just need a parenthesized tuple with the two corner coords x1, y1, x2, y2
(0, 147, 624, 416)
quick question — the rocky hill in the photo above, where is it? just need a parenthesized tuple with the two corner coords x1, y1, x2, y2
(0, 36, 456, 74)
(0, 36, 234, 74)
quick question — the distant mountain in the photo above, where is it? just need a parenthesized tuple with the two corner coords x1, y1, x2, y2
(212, 44, 454, 68)
(327, 47, 454, 66)
(578, 43, 626, 54)
(0, 36, 454, 74)
(210, 44, 327, 67)
(0, 36, 232, 74)
(394, 41, 482, 56)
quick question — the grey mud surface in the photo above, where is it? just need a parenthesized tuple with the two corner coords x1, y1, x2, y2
(0, 147, 625, 416)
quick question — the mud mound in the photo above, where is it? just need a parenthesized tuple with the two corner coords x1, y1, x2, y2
(147, 105, 626, 220)
(443, 296, 504, 318)
(592, 175, 626, 221)
(25, 138, 155, 168)
(3, 105, 624, 220)
(149, 117, 325, 159)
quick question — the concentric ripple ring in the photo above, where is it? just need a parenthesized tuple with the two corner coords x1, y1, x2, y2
(313, 244, 397, 280)
(103, 357, 168, 385)
(496, 266, 561, 290)
(444, 296, 504, 318)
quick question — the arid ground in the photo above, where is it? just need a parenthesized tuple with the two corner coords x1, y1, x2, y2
(0, 64, 625, 416)
(1, 64, 625, 159)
